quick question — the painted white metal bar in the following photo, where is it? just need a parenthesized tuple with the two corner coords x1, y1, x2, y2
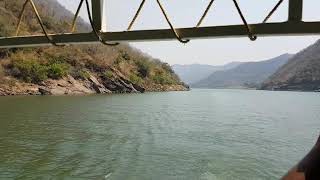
(2, 22, 320, 48)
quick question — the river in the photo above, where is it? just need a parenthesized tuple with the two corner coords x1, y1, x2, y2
(0, 89, 319, 180)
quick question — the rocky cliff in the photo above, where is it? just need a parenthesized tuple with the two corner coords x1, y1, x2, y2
(0, 70, 187, 96)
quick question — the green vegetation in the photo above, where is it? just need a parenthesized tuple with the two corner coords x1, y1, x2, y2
(8, 52, 70, 83)
(152, 68, 176, 85)
(136, 59, 151, 78)
(75, 69, 91, 80)
(129, 74, 142, 84)
(11, 58, 48, 83)
(47, 63, 69, 79)
(103, 70, 113, 79)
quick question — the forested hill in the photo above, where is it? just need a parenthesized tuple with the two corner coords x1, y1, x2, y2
(261, 40, 320, 91)
(0, 0, 187, 96)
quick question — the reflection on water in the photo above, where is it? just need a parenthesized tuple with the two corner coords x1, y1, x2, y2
(0, 89, 319, 179)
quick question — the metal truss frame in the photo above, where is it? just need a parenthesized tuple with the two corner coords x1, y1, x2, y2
(0, 0, 316, 48)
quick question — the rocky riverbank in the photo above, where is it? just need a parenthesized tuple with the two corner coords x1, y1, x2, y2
(0, 73, 188, 96)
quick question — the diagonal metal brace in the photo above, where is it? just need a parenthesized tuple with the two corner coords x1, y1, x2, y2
(263, 0, 284, 23)
(232, 0, 257, 41)
(196, 0, 215, 27)
(16, 0, 63, 46)
(127, 0, 189, 44)
(71, 0, 118, 46)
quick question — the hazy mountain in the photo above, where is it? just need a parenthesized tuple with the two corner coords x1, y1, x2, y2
(192, 54, 293, 89)
(172, 62, 242, 84)
(261, 40, 320, 91)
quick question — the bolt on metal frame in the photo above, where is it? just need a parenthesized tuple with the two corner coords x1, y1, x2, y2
(0, 0, 316, 48)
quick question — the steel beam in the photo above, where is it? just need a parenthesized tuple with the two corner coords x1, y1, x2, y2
(91, 0, 105, 31)
(1, 22, 320, 48)
(288, 0, 303, 22)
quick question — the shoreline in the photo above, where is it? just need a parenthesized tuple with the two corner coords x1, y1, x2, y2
(0, 87, 190, 97)
(0, 76, 189, 97)
(190, 87, 319, 93)
(0, 89, 190, 97)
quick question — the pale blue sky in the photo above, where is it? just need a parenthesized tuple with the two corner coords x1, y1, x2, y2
(58, 0, 320, 65)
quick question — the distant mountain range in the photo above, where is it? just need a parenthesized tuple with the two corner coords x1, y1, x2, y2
(172, 62, 242, 84)
(191, 54, 292, 89)
(261, 40, 320, 91)
(174, 39, 320, 92)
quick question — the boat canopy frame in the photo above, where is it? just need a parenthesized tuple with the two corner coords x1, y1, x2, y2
(0, 0, 317, 48)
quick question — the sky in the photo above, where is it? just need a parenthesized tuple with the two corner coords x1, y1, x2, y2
(57, 0, 320, 66)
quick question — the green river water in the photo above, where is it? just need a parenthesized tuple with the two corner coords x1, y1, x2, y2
(0, 89, 319, 180)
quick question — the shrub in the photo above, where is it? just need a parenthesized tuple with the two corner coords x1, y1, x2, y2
(161, 63, 175, 74)
(71, 69, 90, 80)
(79, 70, 91, 80)
(152, 70, 175, 85)
(10, 53, 70, 83)
(152, 75, 165, 85)
(11, 59, 48, 83)
(103, 70, 113, 79)
(129, 74, 142, 84)
(136, 59, 151, 78)
(47, 63, 69, 79)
